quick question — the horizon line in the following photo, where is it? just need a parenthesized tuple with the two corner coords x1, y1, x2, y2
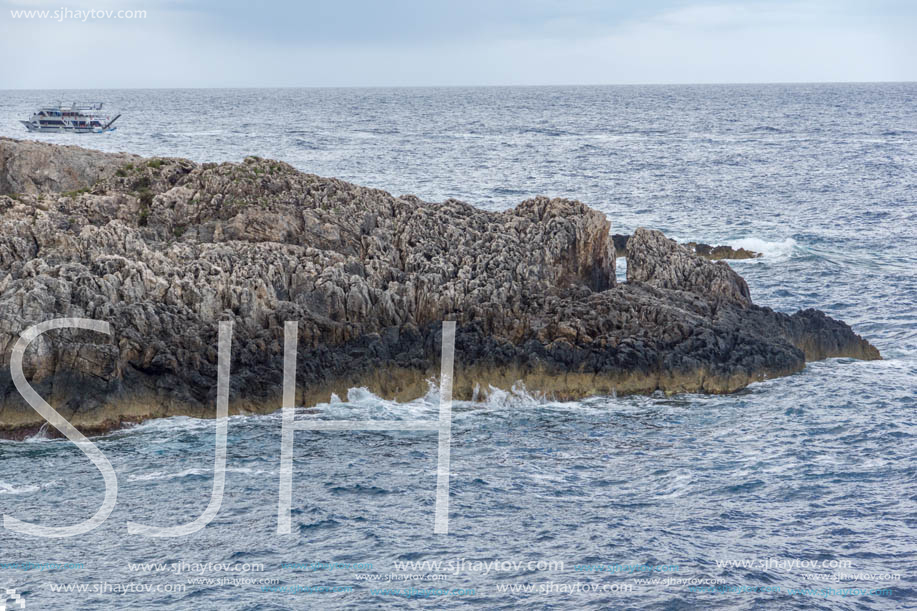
(2, 79, 916, 91)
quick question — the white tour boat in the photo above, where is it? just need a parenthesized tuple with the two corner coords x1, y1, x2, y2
(20, 102, 120, 133)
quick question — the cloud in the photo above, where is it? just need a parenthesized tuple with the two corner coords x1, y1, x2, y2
(0, 0, 914, 87)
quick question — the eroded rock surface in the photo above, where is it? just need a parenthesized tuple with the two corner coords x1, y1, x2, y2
(626, 228, 752, 306)
(0, 137, 139, 196)
(0, 139, 879, 436)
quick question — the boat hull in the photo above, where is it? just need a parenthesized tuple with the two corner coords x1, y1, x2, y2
(21, 121, 115, 134)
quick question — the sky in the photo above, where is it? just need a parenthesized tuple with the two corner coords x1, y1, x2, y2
(1, 0, 915, 88)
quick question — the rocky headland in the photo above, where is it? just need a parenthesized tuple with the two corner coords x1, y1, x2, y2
(0, 138, 880, 438)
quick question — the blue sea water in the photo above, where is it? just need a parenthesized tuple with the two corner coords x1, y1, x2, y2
(0, 84, 915, 610)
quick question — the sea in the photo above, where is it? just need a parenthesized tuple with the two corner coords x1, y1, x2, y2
(0, 84, 915, 610)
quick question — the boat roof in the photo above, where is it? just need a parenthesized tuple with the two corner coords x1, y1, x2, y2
(38, 102, 104, 111)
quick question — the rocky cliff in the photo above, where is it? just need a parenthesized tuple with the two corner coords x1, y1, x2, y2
(0, 138, 879, 437)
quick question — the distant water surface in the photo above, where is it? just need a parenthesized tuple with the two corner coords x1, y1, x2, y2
(0, 84, 915, 610)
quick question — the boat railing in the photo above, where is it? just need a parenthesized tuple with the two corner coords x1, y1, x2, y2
(42, 102, 104, 111)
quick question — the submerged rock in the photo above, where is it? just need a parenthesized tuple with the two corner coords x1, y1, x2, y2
(0, 138, 879, 436)
(682, 241, 762, 260)
(612, 232, 761, 260)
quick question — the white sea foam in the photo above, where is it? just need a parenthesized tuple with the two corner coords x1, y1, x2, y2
(295, 380, 569, 424)
(311, 383, 441, 421)
(120, 414, 252, 435)
(127, 467, 274, 482)
(0, 481, 41, 495)
(172, 130, 225, 137)
(479, 382, 548, 408)
(34, 379, 656, 443)
(128, 468, 210, 482)
(668, 236, 799, 261)
(726, 237, 798, 260)
(23, 422, 52, 442)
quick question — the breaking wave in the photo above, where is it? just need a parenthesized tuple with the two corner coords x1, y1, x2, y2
(726, 237, 798, 260)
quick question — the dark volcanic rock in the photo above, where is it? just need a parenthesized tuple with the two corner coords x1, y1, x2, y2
(0, 139, 880, 436)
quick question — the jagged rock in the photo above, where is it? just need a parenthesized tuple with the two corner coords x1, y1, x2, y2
(626, 228, 752, 306)
(683, 241, 762, 260)
(613, 232, 761, 260)
(0, 137, 139, 196)
(0, 139, 879, 437)
(612, 233, 630, 257)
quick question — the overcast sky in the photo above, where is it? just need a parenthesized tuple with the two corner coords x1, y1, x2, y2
(1, 0, 915, 88)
